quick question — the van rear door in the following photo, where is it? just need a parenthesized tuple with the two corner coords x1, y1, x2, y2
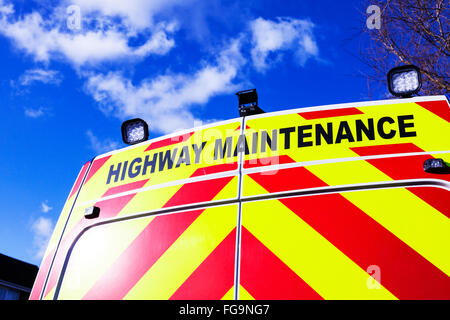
(32, 118, 244, 300)
(238, 96, 450, 299)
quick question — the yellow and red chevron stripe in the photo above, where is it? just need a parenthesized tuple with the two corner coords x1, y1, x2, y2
(240, 173, 449, 299)
(30, 96, 449, 300)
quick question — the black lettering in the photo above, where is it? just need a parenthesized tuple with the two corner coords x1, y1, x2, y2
(261, 129, 278, 152)
(214, 137, 233, 160)
(315, 123, 333, 145)
(355, 118, 375, 141)
(335, 121, 355, 143)
(121, 161, 128, 181)
(398, 115, 416, 137)
(142, 153, 157, 175)
(159, 148, 178, 171)
(192, 141, 207, 164)
(251, 132, 258, 154)
(128, 157, 142, 179)
(298, 125, 313, 147)
(106, 162, 122, 184)
(176, 146, 191, 168)
(233, 134, 250, 156)
(377, 117, 396, 139)
(279, 127, 295, 149)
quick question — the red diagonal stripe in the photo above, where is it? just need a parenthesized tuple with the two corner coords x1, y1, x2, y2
(244, 155, 295, 169)
(235, 125, 251, 131)
(248, 166, 327, 193)
(351, 144, 449, 181)
(190, 163, 238, 177)
(279, 192, 450, 299)
(145, 132, 194, 151)
(240, 227, 322, 300)
(405, 186, 449, 219)
(94, 194, 137, 219)
(247, 156, 327, 193)
(84, 156, 111, 185)
(351, 143, 424, 157)
(169, 228, 236, 300)
(416, 100, 450, 123)
(82, 209, 203, 300)
(163, 176, 235, 208)
(101, 179, 149, 198)
(29, 251, 54, 300)
(298, 107, 363, 120)
(352, 144, 450, 218)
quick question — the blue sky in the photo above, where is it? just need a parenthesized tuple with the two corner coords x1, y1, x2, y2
(0, 0, 387, 265)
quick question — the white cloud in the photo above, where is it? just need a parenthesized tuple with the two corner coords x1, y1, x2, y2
(30, 216, 54, 260)
(86, 130, 120, 154)
(40, 200, 53, 213)
(0, 1, 322, 135)
(0, 1, 178, 67)
(57, 23, 176, 66)
(24, 107, 47, 118)
(85, 38, 245, 134)
(70, 0, 191, 31)
(250, 17, 319, 72)
(0, 0, 12, 16)
(19, 68, 62, 86)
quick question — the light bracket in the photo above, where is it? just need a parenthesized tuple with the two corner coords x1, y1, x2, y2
(236, 89, 264, 117)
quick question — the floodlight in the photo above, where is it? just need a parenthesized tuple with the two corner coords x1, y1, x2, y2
(121, 118, 149, 145)
(387, 65, 422, 98)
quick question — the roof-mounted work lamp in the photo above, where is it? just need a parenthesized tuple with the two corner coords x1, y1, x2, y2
(236, 88, 264, 117)
(121, 118, 149, 145)
(387, 65, 422, 98)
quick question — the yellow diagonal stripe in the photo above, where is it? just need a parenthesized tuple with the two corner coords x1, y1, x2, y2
(238, 285, 255, 300)
(221, 285, 255, 300)
(221, 287, 234, 300)
(305, 159, 392, 186)
(116, 183, 184, 217)
(43, 287, 55, 300)
(124, 204, 238, 300)
(57, 216, 154, 299)
(242, 191, 396, 300)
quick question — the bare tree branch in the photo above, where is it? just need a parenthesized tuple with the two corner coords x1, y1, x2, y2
(360, 0, 449, 96)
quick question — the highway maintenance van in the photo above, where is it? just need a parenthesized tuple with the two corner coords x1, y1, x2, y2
(30, 69, 450, 300)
